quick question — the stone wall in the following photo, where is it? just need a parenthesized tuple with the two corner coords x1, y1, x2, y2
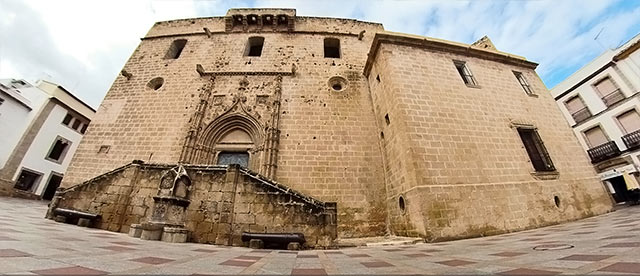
(51, 162, 337, 248)
(365, 34, 613, 240)
(60, 12, 386, 238)
(56, 9, 614, 242)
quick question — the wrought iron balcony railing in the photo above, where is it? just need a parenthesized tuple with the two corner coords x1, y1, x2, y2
(587, 140, 621, 164)
(622, 129, 640, 150)
(571, 107, 592, 124)
(601, 89, 625, 107)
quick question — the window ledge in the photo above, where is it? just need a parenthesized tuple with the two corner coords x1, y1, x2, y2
(531, 171, 559, 180)
(466, 84, 481, 89)
(45, 157, 63, 165)
(527, 93, 539, 98)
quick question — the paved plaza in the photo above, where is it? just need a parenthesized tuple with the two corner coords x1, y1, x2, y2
(0, 197, 639, 275)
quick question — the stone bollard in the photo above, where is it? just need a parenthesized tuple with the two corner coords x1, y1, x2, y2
(249, 239, 264, 249)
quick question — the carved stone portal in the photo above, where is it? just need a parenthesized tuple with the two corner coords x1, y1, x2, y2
(180, 75, 283, 179)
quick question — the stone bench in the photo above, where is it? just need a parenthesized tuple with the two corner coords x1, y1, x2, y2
(52, 208, 100, 227)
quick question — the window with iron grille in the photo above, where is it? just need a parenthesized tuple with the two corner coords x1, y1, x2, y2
(513, 71, 534, 95)
(453, 60, 478, 87)
(517, 127, 555, 172)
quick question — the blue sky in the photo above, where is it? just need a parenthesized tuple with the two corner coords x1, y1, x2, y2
(1, 0, 639, 108)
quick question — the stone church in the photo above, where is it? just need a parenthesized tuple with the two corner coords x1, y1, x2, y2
(48, 8, 613, 248)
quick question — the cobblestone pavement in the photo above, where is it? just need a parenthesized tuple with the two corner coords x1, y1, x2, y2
(0, 197, 639, 275)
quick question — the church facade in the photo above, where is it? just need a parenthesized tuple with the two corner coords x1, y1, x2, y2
(51, 8, 613, 247)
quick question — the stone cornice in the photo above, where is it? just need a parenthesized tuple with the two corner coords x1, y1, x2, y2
(141, 30, 359, 41)
(364, 31, 538, 77)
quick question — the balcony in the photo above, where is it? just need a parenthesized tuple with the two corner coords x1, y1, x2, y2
(622, 129, 640, 150)
(601, 89, 625, 107)
(587, 140, 621, 163)
(571, 107, 592, 124)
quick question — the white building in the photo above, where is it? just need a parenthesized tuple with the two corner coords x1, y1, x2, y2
(0, 79, 95, 200)
(551, 33, 640, 204)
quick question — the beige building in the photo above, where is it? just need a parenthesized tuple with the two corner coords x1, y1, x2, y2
(49, 9, 612, 247)
(551, 33, 640, 204)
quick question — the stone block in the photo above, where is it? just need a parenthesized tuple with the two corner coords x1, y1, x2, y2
(161, 227, 189, 243)
(77, 218, 91, 227)
(287, 242, 301, 251)
(53, 215, 66, 223)
(249, 239, 264, 249)
(140, 222, 164, 240)
(128, 224, 143, 238)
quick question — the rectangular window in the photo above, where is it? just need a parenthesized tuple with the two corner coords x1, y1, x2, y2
(14, 169, 42, 192)
(62, 114, 73, 125)
(513, 71, 534, 95)
(164, 39, 187, 59)
(46, 136, 71, 163)
(324, 38, 340, 58)
(245, 37, 264, 57)
(453, 61, 478, 87)
(584, 126, 608, 148)
(565, 95, 591, 123)
(517, 127, 555, 172)
(217, 152, 250, 167)
(594, 77, 624, 107)
(80, 123, 88, 134)
(0, 97, 4, 106)
(72, 119, 82, 130)
(617, 109, 640, 134)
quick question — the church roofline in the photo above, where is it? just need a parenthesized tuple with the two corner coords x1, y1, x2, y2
(151, 15, 382, 29)
(364, 31, 538, 77)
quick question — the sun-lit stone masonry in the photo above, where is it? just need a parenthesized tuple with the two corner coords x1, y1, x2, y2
(52, 8, 613, 246)
(48, 161, 337, 248)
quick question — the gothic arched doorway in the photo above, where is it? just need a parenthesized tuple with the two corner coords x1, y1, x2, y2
(188, 114, 263, 171)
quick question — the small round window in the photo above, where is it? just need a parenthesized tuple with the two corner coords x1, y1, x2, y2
(398, 195, 406, 213)
(328, 76, 348, 92)
(147, 77, 164, 90)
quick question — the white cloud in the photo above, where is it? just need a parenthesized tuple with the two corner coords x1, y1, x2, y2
(0, 0, 638, 108)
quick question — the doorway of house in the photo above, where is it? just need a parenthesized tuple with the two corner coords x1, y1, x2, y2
(42, 173, 63, 200)
(608, 175, 630, 203)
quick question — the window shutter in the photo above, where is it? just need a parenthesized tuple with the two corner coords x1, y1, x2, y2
(584, 127, 608, 147)
(617, 110, 640, 134)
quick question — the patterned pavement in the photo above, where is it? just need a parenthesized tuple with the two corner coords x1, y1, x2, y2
(0, 197, 639, 275)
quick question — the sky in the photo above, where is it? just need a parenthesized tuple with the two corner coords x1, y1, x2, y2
(0, 0, 639, 109)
